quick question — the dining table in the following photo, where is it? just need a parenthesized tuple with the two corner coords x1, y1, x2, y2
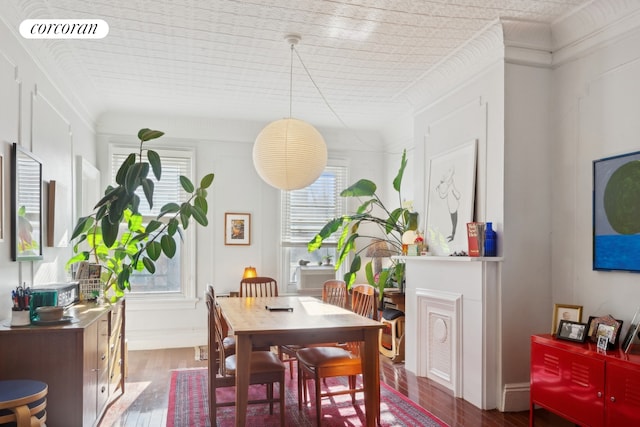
(216, 295, 384, 427)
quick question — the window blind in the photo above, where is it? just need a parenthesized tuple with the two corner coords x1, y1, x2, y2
(281, 165, 347, 245)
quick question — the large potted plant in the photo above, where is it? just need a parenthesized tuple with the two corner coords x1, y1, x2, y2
(307, 149, 418, 299)
(67, 128, 214, 302)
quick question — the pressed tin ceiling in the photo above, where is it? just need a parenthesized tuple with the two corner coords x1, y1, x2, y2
(1, 0, 593, 131)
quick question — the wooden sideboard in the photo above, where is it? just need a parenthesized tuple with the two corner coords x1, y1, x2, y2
(0, 299, 126, 427)
(530, 334, 640, 427)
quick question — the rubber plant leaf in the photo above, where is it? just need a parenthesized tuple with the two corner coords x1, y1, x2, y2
(146, 241, 162, 261)
(200, 173, 215, 189)
(137, 128, 165, 142)
(190, 205, 208, 226)
(161, 234, 177, 258)
(101, 216, 120, 248)
(142, 257, 156, 274)
(179, 175, 195, 193)
(147, 149, 161, 181)
(115, 153, 136, 185)
(141, 178, 154, 209)
(71, 216, 93, 240)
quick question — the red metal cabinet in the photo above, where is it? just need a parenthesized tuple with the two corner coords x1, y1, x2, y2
(605, 360, 640, 426)
(530, 334, 640, 427)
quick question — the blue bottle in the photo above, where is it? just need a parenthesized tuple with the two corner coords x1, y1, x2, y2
(484, 222, 497, 257)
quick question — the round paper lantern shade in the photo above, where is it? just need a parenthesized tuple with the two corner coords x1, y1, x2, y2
(253, 118, 328, 190)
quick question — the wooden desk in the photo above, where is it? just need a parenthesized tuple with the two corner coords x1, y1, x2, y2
(217, 296, 383, 427)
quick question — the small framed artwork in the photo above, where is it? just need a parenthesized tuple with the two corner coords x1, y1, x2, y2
(551, 304, 583, 334)
(225, 213, 251, 245)
(556, 320, 589, 343)
(587, 315, 623, 345)
(622, 307, 640, 353)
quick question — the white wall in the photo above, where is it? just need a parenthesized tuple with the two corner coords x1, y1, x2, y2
(0, 16, 96, 321)
(551, 12, 640, 334)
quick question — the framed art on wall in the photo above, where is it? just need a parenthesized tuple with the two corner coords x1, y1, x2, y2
(425, 140, 477, 256)
(225, 212, 251, 245)
(593, 150, 640, 272)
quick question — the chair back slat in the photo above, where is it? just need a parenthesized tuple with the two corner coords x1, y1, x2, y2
(351, 284, 376, 320)
(322, 280, 348, 308)
(240, 277, 278, 297)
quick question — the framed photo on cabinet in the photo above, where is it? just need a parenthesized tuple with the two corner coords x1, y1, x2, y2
(551, 304, 583, 334)
(225, 212, 250, 245)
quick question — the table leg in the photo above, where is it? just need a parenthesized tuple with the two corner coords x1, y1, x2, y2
(361, 329, 381, 427)
(235, 335, 252, 426)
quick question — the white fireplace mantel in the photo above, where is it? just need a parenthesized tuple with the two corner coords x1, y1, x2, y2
(396, 255, 502, 410)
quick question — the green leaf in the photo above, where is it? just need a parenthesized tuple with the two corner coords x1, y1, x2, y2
(71, 216, 93, 240)
(101, 216, 120, 248)
(94, 186, 121, 210)
(141, 178, 154, 209)
(194, 196, 208, 215)
(159, 203, 180, 217)
(392, 149, 407, 192)
(340, 179, 376, 197)
(147, 150, 161, 181)
(66, 252, 89, 268)
(146, 241, 162, 261)
(142, 257, 156, 274)
(179, 175, 195, 193)
(180, 209, 191, 229)
(200, 173, 215, 189)
(161, 235, 177, 258)
(125, 162, 149, 194)
(190, 205, 208, 226)
(167, 219, 178, 236)
(115, 154, 136, 185)
(138, 128, 165, 142)
(145, 220, 163, 234)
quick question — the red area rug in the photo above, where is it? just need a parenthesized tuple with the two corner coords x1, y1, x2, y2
(167, 367, 448, 427)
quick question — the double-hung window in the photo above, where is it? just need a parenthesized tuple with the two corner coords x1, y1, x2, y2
(281, 162, 348, 286)
(110, 146, 195, 297)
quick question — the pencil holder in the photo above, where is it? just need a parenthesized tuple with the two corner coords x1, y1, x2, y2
(11, 309, 30, 326)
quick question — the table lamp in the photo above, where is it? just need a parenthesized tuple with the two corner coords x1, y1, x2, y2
(242, 266, 257, 279)
(365, 240, 395, 275)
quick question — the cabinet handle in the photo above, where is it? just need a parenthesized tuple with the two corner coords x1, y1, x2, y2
(101, 354, 107, 360)
(101, 386, 106, 393)
(610, 396, 616, 402)
(597, 392, 602, 398)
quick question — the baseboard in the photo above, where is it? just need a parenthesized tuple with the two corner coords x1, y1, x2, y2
(501, 382, 530, 412)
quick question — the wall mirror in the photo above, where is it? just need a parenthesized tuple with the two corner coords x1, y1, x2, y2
(11, 143, 43, 261)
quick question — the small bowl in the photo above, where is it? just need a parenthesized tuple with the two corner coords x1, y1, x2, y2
(36, 306, 64, 322)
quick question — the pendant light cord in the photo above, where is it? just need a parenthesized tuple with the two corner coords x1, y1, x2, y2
(289, 43, 294, 119)
(292, 45, 352, 132)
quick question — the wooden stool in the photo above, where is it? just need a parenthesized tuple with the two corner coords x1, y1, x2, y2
(0, 380, 47, 427)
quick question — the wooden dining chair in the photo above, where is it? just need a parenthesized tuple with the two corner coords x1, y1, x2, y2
(206, 288, 286, 427)
(278, 280, 349, 378)
(296, 283, 379, 426)
(206, 285, 236, 356)
(239, 277, 279, 297)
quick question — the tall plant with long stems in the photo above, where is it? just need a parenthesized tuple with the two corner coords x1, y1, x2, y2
(67, 128, 214, 301)
(308, 149, 417, 298)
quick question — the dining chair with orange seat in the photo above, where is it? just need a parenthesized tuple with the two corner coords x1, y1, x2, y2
(278, 279, 349, 378)
(296, 283, 380, 426)
(239, 276, 279, 297)
(206, 287, 286, 427)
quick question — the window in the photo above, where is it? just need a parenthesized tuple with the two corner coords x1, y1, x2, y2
(110, 146, 195, 296)
(281, 163, 348, 286)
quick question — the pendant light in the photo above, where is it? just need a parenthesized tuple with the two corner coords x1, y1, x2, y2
(253, 34, 328, 191)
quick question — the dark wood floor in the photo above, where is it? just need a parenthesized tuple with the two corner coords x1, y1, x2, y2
(99, 347, 573, 426)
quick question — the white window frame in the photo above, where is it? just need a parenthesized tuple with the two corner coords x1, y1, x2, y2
(108, 144, 197, 305)
(280, 159, 349, 288)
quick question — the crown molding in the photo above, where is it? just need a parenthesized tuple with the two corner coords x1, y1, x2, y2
(552, 0, 640, 66)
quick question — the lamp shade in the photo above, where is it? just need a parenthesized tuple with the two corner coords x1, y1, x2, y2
(242, 266, 257, 279)
(253, 118, 328, 190)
